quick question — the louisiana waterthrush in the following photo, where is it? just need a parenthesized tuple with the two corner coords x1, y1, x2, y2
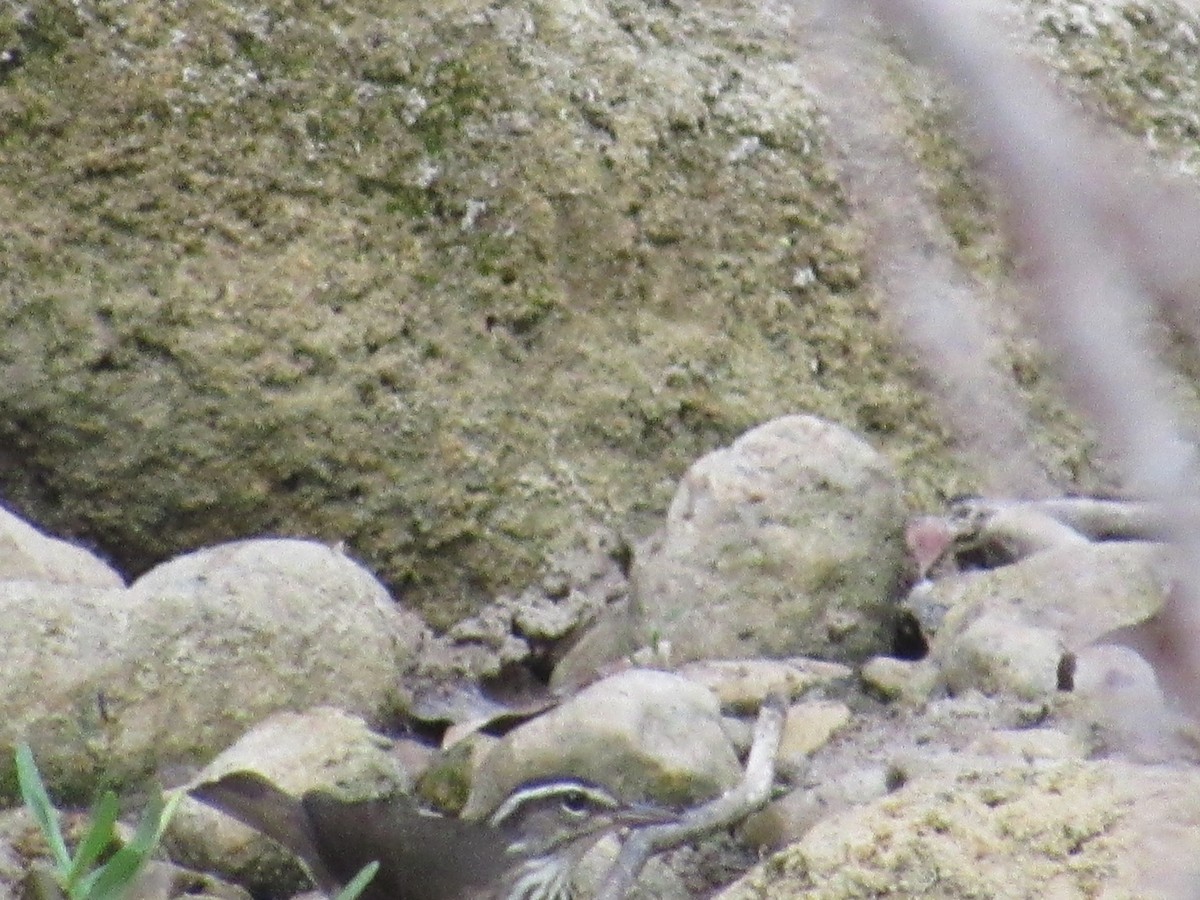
(190, 771, 674, 900)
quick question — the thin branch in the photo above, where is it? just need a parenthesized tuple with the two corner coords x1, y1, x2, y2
(595, 693, 786, 900)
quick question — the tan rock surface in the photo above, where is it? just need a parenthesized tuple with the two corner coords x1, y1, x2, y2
(463, 668, 740, 818)
(633, 415, 908, 664)
(719, 759, 1200, 899)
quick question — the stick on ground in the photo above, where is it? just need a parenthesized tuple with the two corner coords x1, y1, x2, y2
(595, 692, 786, 900)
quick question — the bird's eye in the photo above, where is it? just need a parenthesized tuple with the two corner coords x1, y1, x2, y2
(560, 790, 590, 816)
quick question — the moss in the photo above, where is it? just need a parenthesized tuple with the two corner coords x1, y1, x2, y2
(1030, 0, 1200, 160)
(415, 739, 481, 815)
(888, 60, 1009, 280)
(0, 0, 979, 625)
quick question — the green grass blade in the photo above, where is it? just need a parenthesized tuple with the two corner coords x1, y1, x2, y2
(82, 847, 144, 900)
(15, 744, 72, 874)
(64, 792, 119, 890)
(130, 789, 180, 851)
(84, 789, 181, 900)
(334, 861, 379, 900)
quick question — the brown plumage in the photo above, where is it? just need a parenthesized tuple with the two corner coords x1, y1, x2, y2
(191, 772, 513, 900)
(190, 771, 670, 900)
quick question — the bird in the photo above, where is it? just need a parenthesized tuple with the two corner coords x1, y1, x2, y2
(189, 771, 675, 900)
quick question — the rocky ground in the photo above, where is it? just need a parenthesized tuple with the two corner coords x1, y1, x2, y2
(5, 0, 1200, 897)
(3, 413, 1200, 898)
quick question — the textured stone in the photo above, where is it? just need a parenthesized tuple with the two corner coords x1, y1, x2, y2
(0, 0, 928, 630)
(110, 539, 418, 769)
(678, 658, 853, 713)
(778, 700, 851, 768)
(462, 668, 740, 819)
(937, 611, 1068, 701)
(718, 759, 1200, 899)
(860, 656, 939, 705)
(0, 503, 122, 587)
(917, 541, 1167, 648)
(0, 581, 138, 800)
(632, 415, 907, 665)
(1, 538, 421, 799)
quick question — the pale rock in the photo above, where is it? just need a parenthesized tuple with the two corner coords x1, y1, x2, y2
(678, 657, 853, 713)
(632, 415, 908, 664)
(937, 610, 1068, 701)
(1, 538, 422, 799)
(967, 727, 1086, 761)
(0, 504, 123, 587)
(915, 541, 1167, 649)
(717, 759, 1200, 899)
(779, 700, 852, 768)
(740, 766, 891, 851)
(0, 581, 139, 800)
(107, 539, 419, 771)
(860, 656, 939, 704)
(1066, 643, 1175, 760)
(462, 668, 740, 819)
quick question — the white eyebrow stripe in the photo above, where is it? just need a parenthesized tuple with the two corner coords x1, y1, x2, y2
(487, 780, 618, 827)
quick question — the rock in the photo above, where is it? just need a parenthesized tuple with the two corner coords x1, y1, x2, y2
(914, 541, 1167, 648)
(967, 727, 1086, 761)
(0, 504, 123, 587)
(1065, 643, 1175, 760)
(677, 658, 854, 714)
(0, 0, 913, 632)
(936, 610, 1069, 701)
(716, 759, 1200, 899)
(106, 539, 418, 776)
(859, 656, 938, 704)
(186, 707, 409, 796)
(170, 708, 408, 897)
(778, 700, 851, 771)
(631, 416, 908, 665)
(415, 732, 497, 814)
(740, 766, 891, 851)
(1072, 644, 1162, 705)
(462, 669, 741, 819)
(0, 580, 139, 799)
(549, 596, 644, 691)
(390, 736, 439, 780)
(1, 538, 422, 799)
(916, 541, 1172, 704)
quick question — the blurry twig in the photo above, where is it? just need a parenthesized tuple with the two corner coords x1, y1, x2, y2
(855, 0, 1200, 720)
(800, 6, 1054, 496)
